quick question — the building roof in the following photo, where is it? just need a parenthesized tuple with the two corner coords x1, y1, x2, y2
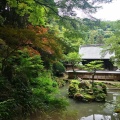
(79, 45, 114, 59)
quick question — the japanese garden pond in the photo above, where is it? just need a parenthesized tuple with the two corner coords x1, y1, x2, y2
(59, 82, 120, 120)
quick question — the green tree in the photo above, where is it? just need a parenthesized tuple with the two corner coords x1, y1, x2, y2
(65, 52, 82, 78)
(0, 51, 68, 119)
(84, 60, 103, 85)
(102, 21, 120, 69)
(0, 0, 113, 27)
(52, 61, 65, 76)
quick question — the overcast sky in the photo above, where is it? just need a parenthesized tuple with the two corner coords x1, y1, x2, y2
(92, 0, 120, 21)
(75, 0, 120, 21)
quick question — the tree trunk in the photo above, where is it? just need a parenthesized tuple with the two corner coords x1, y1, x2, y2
(72, 64, 77, 79)
(92, 70, 96, 94)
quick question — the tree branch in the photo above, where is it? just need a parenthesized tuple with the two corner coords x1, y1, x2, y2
(34, 0, 60, 17)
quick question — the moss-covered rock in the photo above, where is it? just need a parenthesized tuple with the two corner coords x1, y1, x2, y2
(68, 81, 79, 97)
(78, 81, 91, 89)
(68, 80, 107, 102)
(70, 80, 80, 85)
(82, 94, 95, 102)
(74, 93, 83, 101)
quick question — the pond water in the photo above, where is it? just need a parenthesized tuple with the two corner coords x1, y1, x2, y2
(59, 83, 120, 120)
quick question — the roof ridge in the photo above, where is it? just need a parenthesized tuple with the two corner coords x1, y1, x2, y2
(81, 44, 103, 47)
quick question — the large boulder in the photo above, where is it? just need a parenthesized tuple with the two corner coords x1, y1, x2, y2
(78, 81, 91, 89)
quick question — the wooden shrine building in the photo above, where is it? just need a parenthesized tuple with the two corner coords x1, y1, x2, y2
(79, 44, 116, 71)
(67, 45, 120, 81)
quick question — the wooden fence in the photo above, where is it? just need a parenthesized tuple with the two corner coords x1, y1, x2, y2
(66, 70, 120, 81)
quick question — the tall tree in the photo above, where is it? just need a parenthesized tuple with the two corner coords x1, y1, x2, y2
(0, 0, 113, 27)
(103, 21, 120, 68)
(65, 52, 82, 78)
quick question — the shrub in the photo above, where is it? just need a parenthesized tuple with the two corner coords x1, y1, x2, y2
(0, 51, 68, 119)
(52, 61, 65, 76)
(95, 93, 106, 102)
(0, 99, 18, 120)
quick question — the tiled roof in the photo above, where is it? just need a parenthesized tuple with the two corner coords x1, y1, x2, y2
(79, 45, 114, 59)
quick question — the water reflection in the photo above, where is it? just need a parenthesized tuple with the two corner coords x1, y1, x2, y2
(60, 84, 120, 120)
(80, 114, 111, 120)
(78, 91, 120, 120)
(77, 91, 120, 120)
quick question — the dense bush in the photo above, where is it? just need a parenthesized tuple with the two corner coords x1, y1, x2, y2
(0, 99, 18, 120)
(0, 51, 68, 119)
(52, 61, 65, 76)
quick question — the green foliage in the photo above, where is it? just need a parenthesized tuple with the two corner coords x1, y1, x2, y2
(103, 21, 120, 68)
(6, 0, 34, 16)
(68, 80, 107, 102)
(48, 97, 68, 110)
(68, 80, 80, 97)
(84, 60, 103, 87)
(28, 6, 45, 25)
(82, 94, 95, 102)
(86, 29, 105, 44)
(66, 52, 82, 68)
(1, 0, 47, 26)
(84, 60, 103, 72)
(0, 0, 117, 119)
(67, 52, 81, 61)
(0, 15, 4, 26)
(55, 77, 66, 88)
(65, 52, 82, 78)
(0, 99, 18, 120)
(92, 82, 107, 102)
(52, 61, 65, 76)
(82, 20, 115, 45)
(0, 76, 12, 102)
(30, 73, 64, 110)
(94, 93, 106, 102)
(0, 51, 68, 119)
(13, 51, 44, 78)
(112, 83, 120, 88)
